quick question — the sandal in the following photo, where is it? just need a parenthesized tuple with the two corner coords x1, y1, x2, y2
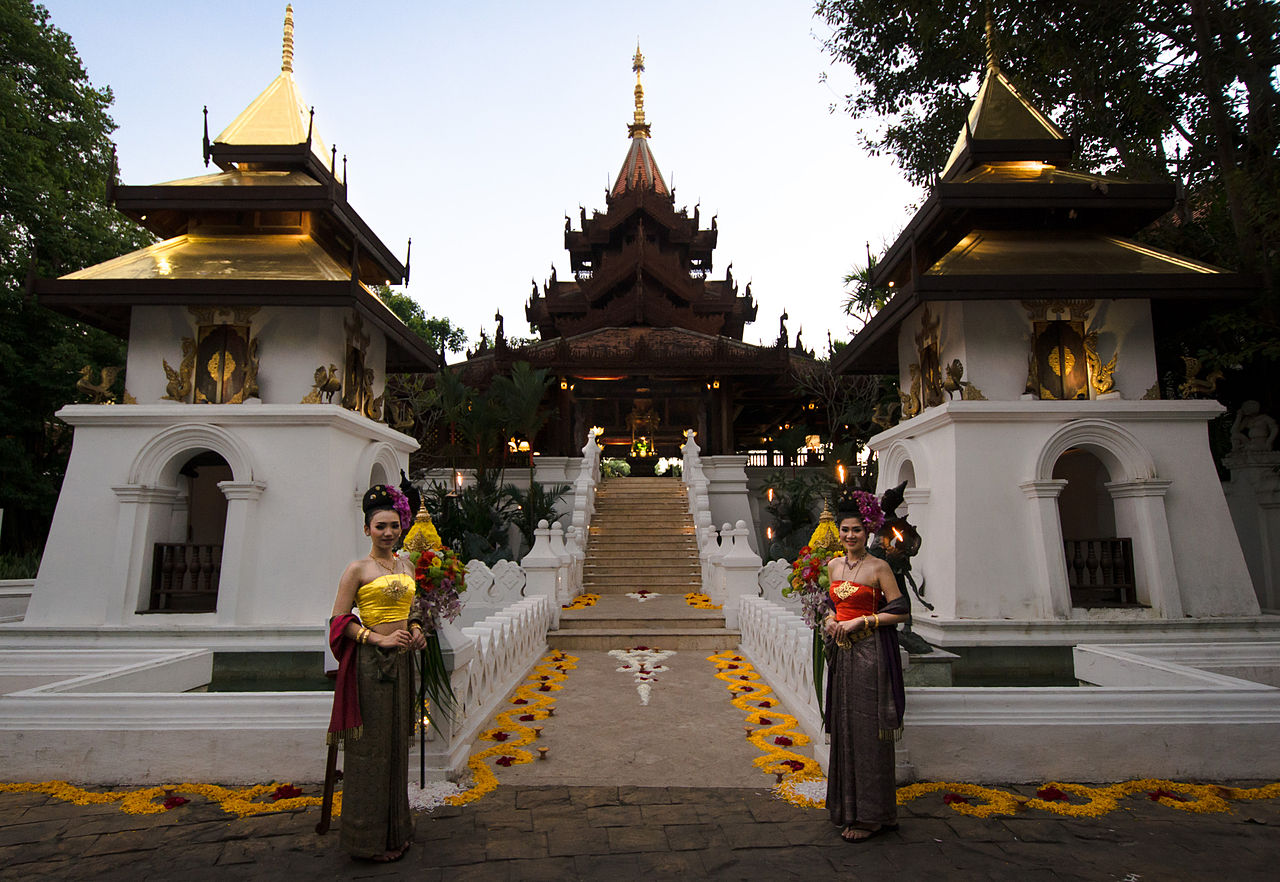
(842, 823, 897, 843)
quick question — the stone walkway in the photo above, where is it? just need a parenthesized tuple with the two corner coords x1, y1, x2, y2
(2, 781, 1278, 880)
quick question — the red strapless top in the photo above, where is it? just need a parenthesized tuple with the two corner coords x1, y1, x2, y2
(829, 581, 881, 621)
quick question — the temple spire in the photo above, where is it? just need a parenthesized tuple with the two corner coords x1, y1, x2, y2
(983, 1, 998, 74)
(628, 43, 651, 139)
(282, 4, 295, 73)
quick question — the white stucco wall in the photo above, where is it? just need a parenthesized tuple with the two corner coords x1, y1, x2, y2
(24, 404, 415, 633)
(870, 400, 1259, 622)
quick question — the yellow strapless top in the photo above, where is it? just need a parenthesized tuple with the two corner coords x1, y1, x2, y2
(356, 574, 415, 627)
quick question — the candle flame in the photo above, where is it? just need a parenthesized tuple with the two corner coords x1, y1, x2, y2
(892, 528, 904, 542)
(836, 464, 847, 484)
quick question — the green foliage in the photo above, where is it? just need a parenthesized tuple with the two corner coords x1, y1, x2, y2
(761, 470, 838, 561)
(817, 0, 1280, 405)
(0, 550, 41, 579)
(502, 481, 571, 549)
(0, 0, 153, 553)
(374, 285, 466, 353)
(601, 458, 631, 478)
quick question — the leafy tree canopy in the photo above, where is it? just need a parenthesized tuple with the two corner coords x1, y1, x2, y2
(0, 0, 153, 553)
(818, 0, 1279, 396)
(375, 284, 467, 354)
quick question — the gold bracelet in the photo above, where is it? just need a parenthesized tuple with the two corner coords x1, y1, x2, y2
(357, 627, 369, 644)
(410, 623, 423, 634)
(873, 614, 880, 630)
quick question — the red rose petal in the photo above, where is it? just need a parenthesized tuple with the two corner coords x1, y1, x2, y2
(539, 684, 552, 691)
(491, 731, 509, 742)
(757, 717, 773, 725)
(512, 698, 527, 705)
(495, 756, 517, 767)
(1036, 787, 1069, 802)
(943, 793, 969, 805)
(773, 736, 793, 746)
(270, 784, 302, 801)
(519, 714, 536, 721)
(162, 796, 189, 810)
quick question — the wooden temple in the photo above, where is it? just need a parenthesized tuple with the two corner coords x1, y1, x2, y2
(458, 48, 818, 461)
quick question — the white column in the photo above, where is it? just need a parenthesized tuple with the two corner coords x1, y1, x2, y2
(217, 480, 267, 625)
(1106, 478, 1182, 617)
(522, 520, 561, 629)
(1018, 479, 1071, 618)
(110, 485, 181, 624)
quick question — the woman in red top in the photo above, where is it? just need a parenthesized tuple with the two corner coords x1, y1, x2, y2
(822, 493, 909, 843)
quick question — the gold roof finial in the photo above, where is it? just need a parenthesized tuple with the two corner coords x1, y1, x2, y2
(983, 1, 999, 74)
(282, 4, 295, 74)
(628, 42, 651, 139)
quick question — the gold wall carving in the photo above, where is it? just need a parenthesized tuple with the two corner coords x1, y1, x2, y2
(1021, 299, 1095, 322)
(1084, 331, 1117, 396)
(900, 306, 946, 419)
(1178, 356, 1222, 399)
(1142, 382, 1161, 400)
(162, 338, 196, 402)
(76, 366, 121, 404)
(342, 313, 378, 417)
(194, 324, 259, 404)
(943, 358, 987, 400)
(302, 364, 341, 404)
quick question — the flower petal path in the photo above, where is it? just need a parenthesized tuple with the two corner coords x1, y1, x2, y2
(446, 650, 578, 806)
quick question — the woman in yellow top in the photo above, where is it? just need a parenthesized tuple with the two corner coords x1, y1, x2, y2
(329, 484, 426, 862)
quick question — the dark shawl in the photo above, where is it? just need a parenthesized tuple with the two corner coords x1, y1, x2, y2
(822, 591, 909, 741)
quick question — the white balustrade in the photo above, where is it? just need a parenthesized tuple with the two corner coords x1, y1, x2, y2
(737, 594, 825, 739)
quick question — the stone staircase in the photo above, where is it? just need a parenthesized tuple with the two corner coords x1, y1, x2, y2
(549, 477, 740, 651)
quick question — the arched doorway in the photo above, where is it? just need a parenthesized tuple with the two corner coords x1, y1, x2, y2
(1052, 448, 1135, 607)
(147, 451, 231, 612)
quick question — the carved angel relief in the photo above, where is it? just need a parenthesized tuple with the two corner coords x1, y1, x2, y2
(162, 338, 197, 402)
(899, 306, 947, 419)
(342, 312, 379, 418)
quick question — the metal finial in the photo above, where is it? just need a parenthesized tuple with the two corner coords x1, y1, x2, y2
(282, 5, 295, 73)
(628, 42, 651, 139)
(983, 1, 999, 74)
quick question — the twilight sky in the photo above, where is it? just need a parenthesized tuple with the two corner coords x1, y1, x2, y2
(42, 0, 922, 354)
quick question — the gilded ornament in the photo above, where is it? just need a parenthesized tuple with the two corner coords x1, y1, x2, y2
(915, 306, 946, 408)
(302, 364, 341, 404)
(1178, 356, 1222, 400)
(1141, 383, 1161, 400)
(121, 391, 138, 405)
(1021, 299, 1095, 323)
(900, 364, 923, 420)
(1084, 331, 1117, 396)
(162, 338, 197, 402)
(76, 365, 121, 404)
(228, 337, 260, 404)
(943, 358, 986, 401)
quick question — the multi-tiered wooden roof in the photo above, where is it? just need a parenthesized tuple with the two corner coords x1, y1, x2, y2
(35, 5, 436, 372)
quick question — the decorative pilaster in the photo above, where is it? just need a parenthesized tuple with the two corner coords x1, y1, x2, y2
(1019, 479, 1071, 617)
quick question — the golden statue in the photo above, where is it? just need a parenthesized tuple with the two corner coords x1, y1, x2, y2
(402, 502, 443, 557)
(807, 502, 842, 554)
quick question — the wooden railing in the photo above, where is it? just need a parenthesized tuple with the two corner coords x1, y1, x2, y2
(147, 543, 221, 612)
(1065, 538, 1137, 606)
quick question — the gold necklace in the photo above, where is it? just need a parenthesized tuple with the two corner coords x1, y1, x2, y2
(370, 555, 398, 573)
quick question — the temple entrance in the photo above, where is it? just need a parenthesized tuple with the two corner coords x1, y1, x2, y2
(1052, 448, 1136, 607)
(146, 451, 230, 612)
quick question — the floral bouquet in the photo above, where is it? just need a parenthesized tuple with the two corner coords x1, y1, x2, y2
(400, 506, 468, 720)
(653, 456, 683, 477)
(784, 544, 836, 629)
(409, 546, 466, 626)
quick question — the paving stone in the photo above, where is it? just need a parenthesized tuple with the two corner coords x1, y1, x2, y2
(484, 829, 548, 861)
(616, 785, 673, 805)
(998, 818, 1075, 843)
(946, 814, 1017, 842)
(773, 818, 834, 846)
(568, 785, 620, 807)
(513, 787, 572, 809)
(474, 807, 533, 832)
(638, 802, 702, 825)
(545, 824, 614, 857)
(496, 856, 578, 881)
(79, 827, 164, 857)
(0, 818, 65, 848)
(662, 821, 725, 851)
(576, 850, 704, 879)
(585, 804, 643, 827)
(720, 819, 794, 849)
(604, 824, 669, 853)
